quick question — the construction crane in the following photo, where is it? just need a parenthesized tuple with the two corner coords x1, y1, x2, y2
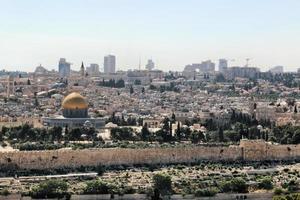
(228, 59, 235, 66)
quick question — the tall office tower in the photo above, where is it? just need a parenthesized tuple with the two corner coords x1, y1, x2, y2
(145, 59, 155, 71)
(269, 66, 284, 74)
(80, 62, 85, 77)
(58, 58, 71, 77)
(200, 60, 215, 72)
(218, 59, 228, 73)
(86, 63, 100, 76)
(184, 60, 215, 73)
(104, 55, 116, 73)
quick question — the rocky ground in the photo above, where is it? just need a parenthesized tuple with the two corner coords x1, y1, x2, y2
(0, 162, 299, 196)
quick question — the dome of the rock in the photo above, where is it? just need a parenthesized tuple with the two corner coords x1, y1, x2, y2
(62, 92, 88, 110)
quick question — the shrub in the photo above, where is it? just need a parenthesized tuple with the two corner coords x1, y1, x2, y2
(231, 178, 248, 193)
(153, 173, 172, 195)
(0, 188, 9, 196)
(258, 176, 273, 190)
(274, 187, 284, 195)
(83, 180, 112, 194)
(96, 164, 106, 176)
(220, 178, 248, 193)
(273, 193, 300, 200)
(123, 186, 136, 194)
(283, 168, 289, 173)
(195, 188, 218, 197)
(282, 180, 299, 192)
(220, 181, 232, 193)
(30, 180, 68, 198)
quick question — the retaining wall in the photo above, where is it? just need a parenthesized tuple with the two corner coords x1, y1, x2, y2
(1, 140, 300, 169)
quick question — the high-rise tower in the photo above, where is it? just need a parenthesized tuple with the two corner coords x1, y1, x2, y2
(104, 55, 116, 73)
(218, 59, 228, 73)
(58, 58, 71, 77)
(145, 59, 155, 71)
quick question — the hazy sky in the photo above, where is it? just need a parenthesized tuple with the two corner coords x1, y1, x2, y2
(0, 0, 300, 72)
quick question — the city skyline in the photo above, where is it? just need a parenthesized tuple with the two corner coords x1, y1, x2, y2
(0, 56, 292, 73)
(0, 0, 300, 71)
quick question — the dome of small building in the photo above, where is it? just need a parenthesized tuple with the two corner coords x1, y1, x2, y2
(62, 92, 88, 110)
(105, 122, 118, 128)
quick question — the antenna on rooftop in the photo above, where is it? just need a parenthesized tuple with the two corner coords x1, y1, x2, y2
(139, 55, 141, 71)
(245, 58, 252, 67)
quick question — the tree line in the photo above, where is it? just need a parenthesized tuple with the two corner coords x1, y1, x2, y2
(99, 79, 125, 88)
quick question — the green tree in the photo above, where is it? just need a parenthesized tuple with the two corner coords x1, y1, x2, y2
(141, 87, 145, 94)
(215, 73, 225, 82)
(282, 179, 299, 192)
(159, 85, 165, 93)
(134, 79, 141, 85)
(171, 113, 176, 124)
(48, 126, 63, 142)
(149, 85, 156, 90)
(115, 79, 125, 88)
(159, 118, 173, 142)
(19, 123, 32, 140)
(175, 122, 182, 141)
(96, 165, 106, 176)
(85, 127, 97, 140)
(34, 97, 39, 107)
(218, 127, 224, 142)
(224, 130, 240, 142)
(65, 125, 69, 136)
(130, 86, 134, 95)
(141, 123, 151, 141)
(110, 127, 134, 141)
(0, 126, 8, 141)
(68, 128, 83, 141)
(190, 131, 205, 144)
(292, 130, 300, 144)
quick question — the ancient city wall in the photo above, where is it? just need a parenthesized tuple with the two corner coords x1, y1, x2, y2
(240, 140, 268, 160)
(267, 144, 300, 160)
(0, 146, 242, 169)
(1, 140, 300, 169)
(239, 140, 300, 161)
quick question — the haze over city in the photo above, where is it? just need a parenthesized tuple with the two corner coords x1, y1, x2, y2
(1, 0, 300, 72)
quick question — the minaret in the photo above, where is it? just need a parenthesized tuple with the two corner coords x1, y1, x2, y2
(80, 62, 85, 77)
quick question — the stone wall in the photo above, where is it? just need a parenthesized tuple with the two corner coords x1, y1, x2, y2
(240, 139, 300, 161)
(1, 140, 300, 170)
(240, 140, 267, 160)
(267, 144, 300, 160)
(0, 146, 242, 170)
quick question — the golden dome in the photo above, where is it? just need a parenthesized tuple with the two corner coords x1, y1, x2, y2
(62, 92, 88, 110)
